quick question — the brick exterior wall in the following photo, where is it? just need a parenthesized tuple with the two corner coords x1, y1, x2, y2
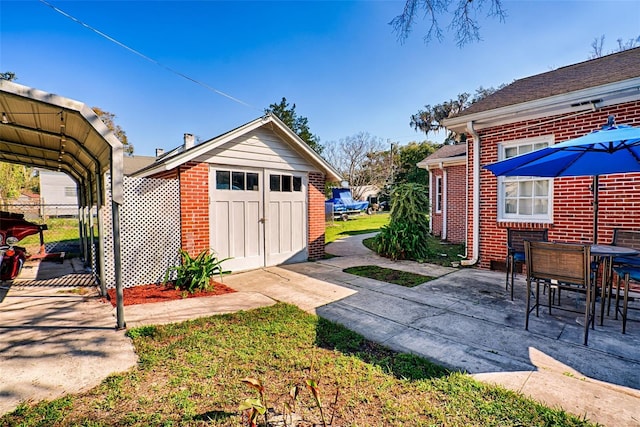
(308, 171, 326, 260)
(177, 161, 210, 257)
(470, 102, 640, 269)
(446, 164, 467, 244)
(430, 165, 466, 245)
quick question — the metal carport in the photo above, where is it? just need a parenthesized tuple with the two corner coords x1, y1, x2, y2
(0, 80, 126, 329)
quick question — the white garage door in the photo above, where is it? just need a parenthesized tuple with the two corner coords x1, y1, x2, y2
(210, 167, 307, 272)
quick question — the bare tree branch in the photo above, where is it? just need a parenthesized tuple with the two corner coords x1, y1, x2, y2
(391, 0, 505, 47)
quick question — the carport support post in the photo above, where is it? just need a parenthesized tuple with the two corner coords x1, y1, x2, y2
(112, 200, 125, 329)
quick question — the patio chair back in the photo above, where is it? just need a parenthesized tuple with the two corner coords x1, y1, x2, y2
(505, 228, 548, 300)
(612, 229, 640, 251)
(524, 240, 593, 345)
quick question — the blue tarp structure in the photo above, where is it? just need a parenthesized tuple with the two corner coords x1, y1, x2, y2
(326, 188, 369, 213)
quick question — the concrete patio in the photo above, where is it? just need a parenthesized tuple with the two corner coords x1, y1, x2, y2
(1, 234, 639, 426)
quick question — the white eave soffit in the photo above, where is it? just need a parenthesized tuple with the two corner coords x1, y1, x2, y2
(442, 78, 640, 133)
(417, 157, 467, 170)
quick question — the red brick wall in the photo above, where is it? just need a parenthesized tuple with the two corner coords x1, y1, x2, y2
(308, 172, 326, 260)
(430, 165, 466, 244)
(446, 164, 467, 244)
(177, 161, 210, 257)
(471, 102, 640, 269)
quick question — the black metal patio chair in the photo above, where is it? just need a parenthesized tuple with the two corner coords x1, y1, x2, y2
(505, 228, 548, 300)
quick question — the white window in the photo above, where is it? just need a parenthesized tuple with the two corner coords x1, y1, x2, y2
(497, 135, 553, 222)
(64, 186, 77, 197)
(435, 176, 443, 213)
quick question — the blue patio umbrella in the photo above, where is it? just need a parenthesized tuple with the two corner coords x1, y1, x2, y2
(484, 122, 640, 243)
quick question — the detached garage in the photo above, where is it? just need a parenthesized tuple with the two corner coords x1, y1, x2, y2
(131, 114, 341, 272)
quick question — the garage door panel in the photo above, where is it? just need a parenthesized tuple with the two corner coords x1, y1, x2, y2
(265, 172, 307, 265)
(211, 168, 263, 272)
(268, 201, 281, 253)
(212, 168, 308, 271)
(245, 201, 261, 257)
(213, 201, 230, 258)
(291, 201, 304, 249)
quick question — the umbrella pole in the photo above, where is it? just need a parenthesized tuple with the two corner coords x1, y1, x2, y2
(593, 175, 599, 244)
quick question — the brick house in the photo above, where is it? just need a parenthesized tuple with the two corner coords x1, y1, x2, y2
(417, 143, 467, 244)
(131, 114, 341, 272)
(441, 48, 640, 269)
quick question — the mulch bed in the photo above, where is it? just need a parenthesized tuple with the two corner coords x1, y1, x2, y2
(105, 281, 236, 307)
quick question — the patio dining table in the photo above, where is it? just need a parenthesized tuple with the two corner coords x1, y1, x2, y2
(590, 244, 640, 325)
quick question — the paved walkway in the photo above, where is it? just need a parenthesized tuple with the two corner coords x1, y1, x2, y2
(1, 236, 639, 426)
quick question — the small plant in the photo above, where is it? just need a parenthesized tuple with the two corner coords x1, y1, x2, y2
(239, 375, 338, 427)
(239, 378, 268, 427)
(163, 248, 230, 294)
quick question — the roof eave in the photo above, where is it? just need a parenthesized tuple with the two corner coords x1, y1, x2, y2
(417, 156, 467, 170)
(132, 115, 343, 182)
(443, 78, 640, 133)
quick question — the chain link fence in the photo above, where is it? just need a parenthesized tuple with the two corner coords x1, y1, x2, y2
(2, 203, 78, 221)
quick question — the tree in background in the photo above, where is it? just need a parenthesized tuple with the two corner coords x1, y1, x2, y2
(1, 71, 17, 81)
(92, 107, 134, 155)
(589, 35, 640, 58)
(394, 141, 440, 185)
(265, 97, 323, 154)
(410, 86, 503, 142)
(391, 0, 506, 47)
(322, 132, 386, 200)
(0, 163, 38, 210)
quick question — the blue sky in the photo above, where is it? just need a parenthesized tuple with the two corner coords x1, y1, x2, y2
(1, 0, 639, 156)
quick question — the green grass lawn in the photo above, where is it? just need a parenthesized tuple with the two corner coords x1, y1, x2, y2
(344, 265, 434, 287)
(325, 212, 390, 244)
(19, 218, 82, 256)
(0, 303, 593, 426)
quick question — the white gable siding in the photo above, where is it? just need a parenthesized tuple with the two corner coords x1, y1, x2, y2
(196, 128, 317, 172)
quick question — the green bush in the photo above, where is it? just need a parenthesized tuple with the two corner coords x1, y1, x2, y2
(164, 249, 230, 294)
(389, 183, 430, 223)
(374, 183, 433, 261)
(374, 220, 435, 261)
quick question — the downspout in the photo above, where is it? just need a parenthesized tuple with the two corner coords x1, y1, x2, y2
(461, 121, 480, 266)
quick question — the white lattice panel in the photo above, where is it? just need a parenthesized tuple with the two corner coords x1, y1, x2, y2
(102, 175, 180, 289)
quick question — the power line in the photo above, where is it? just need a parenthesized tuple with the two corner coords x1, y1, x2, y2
(39, 0, 259, 111)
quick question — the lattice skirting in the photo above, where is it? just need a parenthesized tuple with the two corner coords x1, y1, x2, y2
(103, 176, 181, 289)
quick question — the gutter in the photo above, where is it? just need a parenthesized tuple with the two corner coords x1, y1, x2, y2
(461, 121, 480, 266)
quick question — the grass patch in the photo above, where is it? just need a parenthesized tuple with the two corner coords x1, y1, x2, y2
(1, 303, 594, 426)
(344, 265, 433, 287)
(19, 218, 82, 257)
(325, 212, 390, 243)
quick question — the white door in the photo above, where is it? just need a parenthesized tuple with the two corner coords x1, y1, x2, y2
(210, 168, 264, 271)
(265, 171, 307, 265)
(210, 168, 307, 272)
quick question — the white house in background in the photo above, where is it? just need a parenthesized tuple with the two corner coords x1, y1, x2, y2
(38, 169, 78, 217)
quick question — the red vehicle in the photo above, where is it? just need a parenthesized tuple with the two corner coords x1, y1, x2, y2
(0, 212, 47, 281)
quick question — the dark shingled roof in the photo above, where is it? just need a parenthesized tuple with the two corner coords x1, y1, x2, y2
(423, 142, 467, 161)
(456, 47, 640, 117)
(123, 155, 156, 176)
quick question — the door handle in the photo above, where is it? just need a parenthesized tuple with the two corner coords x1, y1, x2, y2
(259, 218, 266, 224)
